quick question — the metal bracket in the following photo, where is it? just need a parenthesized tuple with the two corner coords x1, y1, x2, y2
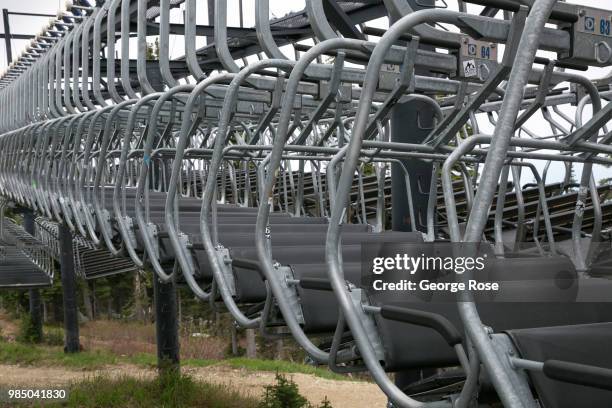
(146, 222, 159, 257)
(490, 333, 539, 408)
(560, 6, 612, 66)
(277, 265, 305, 325)
(217, 245, 237, 296)
(122, 216, 138, 249)
(349, 288, 385, 363)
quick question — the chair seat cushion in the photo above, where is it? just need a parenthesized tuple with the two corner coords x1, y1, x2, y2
(507, 322, 612, 408)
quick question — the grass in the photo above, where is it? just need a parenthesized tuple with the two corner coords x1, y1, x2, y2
(182, 357, 217, 368)
(0, 340, 350, 381)
(0, 341, 118, 368)
(224, 358, 350, 381)
(123, 352, 158, 367)
(0, 341, 45, 365)
(79, 319, 225, 360)
(11, 374, 259, 408)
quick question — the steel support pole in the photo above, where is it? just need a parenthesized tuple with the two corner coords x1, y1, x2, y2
(389, 0, 437, 395)
(391, 100, 436, 232)
(391, 0, 436, 234)
(153, 275, 180, 373)
(23, 210, 43, 343)
(206, 0, 215, 46)
(2, 9, 12, 65)
(59, 223, 80, 353)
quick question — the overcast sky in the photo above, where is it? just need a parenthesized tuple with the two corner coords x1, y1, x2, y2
(0, 0, 62, 68)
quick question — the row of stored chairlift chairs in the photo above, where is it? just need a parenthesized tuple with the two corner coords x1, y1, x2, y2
(1, 0, 612, 406)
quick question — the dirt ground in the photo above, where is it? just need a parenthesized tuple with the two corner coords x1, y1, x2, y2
(0, 314, 387, 408)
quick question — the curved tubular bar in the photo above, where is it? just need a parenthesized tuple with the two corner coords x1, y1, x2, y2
(43, 117, 71, 222)
(184, 0, 206, 80)
(255, 0, 289, 60)
(68, 112, 98, 238)
(113, 94, 164, 268)
(452, 3, 557, 406)
(106, 0, 125, 103)
(136, 88, 193, 280)
(80, 7, 99, 111)
(513, 161, 556, 253)
(40, 122, 59, 218)
(31, 123, 53, 218)
(62, 22, 79, 114)
(201, 60, 295, 329)
(42, 44, 56, 119)
(66, 119, 90, 221)
(13, 131, 25, 202)
(164, 76, 236, 296)
(44, 42, 61, 119)
(120, 0, 139, 99)
(326, 144, 350, 211)
(92, 1, 109, 107)
(493, 162, 511, 255)
(511, 165, 526, 249)
(58, 121, 82, 226)
(43, 118, 64, 221)
(20, 127, 34, 208)
(459, 162, 474, 215)
(321, 10, 472, 408)
(35, 122, 54, 216)
(214, 0, 241, 73)
(79, 105, 119, 245)
(46, 40, 65, 118)
(573, 94, 604, 272)
(5, 132, 20, 204)
(57, 115, 81, 231)
(159, 0, 179, 88)
(13, 130, 29, 204)
(52, 121, 73, 201)
(483, 24, 604, 272)
(93, 99, 137, 255)
(137, 0, 156, 95)
(255, 38, 372, 366)
(585, 175, 602, 265)
(305, 0, 342, 42)
(71, 17, 87, 112)
(492, 160, 556, 255)
(466, 51, 599, 242)
(27, 123, 45, 212)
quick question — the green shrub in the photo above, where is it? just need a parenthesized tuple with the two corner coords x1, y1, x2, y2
(17, 314, 42, 344)
(43, 326, 64, 346)
(259, 373, 333, 408)
(259, 373, 309, 408)
(319, 397, 333, 408)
